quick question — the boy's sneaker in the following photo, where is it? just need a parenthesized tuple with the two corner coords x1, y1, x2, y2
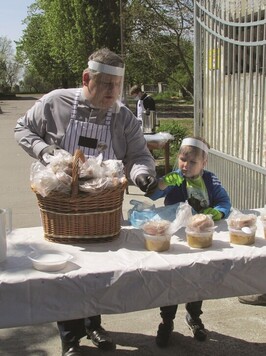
(155, 321, 174, 348)
(185, 314, 207, 341)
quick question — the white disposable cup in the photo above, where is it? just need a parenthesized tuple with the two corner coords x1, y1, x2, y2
(0, 208, 12, 262)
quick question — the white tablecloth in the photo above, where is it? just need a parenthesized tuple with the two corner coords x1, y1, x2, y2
(0, 213, 265, 328)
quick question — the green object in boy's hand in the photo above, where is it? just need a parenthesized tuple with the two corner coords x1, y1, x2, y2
(163, 172, 184, 186)
(203, 207, 223, 221)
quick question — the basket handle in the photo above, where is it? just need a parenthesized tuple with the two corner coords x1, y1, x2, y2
(71, 149, 85, 197)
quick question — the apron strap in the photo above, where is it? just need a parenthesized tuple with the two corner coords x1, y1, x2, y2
(71, 88, 82, 120)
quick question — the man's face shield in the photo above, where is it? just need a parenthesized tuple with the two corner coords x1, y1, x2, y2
(87, 60, 125, 109)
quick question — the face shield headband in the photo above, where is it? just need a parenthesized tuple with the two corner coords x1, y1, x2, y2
(88, 60, 125, 76)
(181, 138, 209, 155)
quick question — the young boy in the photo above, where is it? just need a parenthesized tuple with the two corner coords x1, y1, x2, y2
(148, 136, 231, 348)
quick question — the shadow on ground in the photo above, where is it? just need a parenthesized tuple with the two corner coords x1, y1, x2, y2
(1, 324, 265, 356)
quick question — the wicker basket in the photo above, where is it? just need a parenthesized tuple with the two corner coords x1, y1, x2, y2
(32, 149, 127, 244)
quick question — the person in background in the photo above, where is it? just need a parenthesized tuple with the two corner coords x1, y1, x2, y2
(147, 136, 231, 348)
(129, 85, 156, 126)
(14, 48, 157, 356)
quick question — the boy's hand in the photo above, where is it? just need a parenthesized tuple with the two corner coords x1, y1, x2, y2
(163, 172, 184, 186)
(203, 207, 223, 221)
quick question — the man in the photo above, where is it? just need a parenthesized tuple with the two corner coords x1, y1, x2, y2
(14, 48, 157, 356)
(129, 85, 156, 126)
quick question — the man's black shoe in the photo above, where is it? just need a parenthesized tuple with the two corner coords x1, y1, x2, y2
(155, 321, 174, 348)
(86, 326, 114, 350)
(185, 313, 207, 341)
(61, 341, 83, 356)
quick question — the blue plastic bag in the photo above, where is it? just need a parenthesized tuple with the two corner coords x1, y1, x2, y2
(128, 200, 180, 228)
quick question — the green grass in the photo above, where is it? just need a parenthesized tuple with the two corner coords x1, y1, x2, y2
(158, 118, 194, 136)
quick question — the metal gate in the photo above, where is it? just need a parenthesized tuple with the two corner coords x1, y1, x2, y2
(194, 0, 266, 209)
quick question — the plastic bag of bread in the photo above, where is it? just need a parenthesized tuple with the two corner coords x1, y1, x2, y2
(141, 201, 193, 236)
(141, 220, 171, 252)
(79, 176, 127, 193)
(79, 154, 124, 180)
(227, 210, 257, 229)
(227, 209, 257, 245)
(30, 150, 126, 197)
(185, 214, 215, 248)
(187, 214, 214, 232)
(142, 220, 171, 236)
(30, 161, 71, 197)
(45, 149, 73, 175)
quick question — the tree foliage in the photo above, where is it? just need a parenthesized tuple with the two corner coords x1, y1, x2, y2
(17, 0, 122, 88)
(0, 36, 22, 92)
(124, 0, 194, 97)
(20, 65, 54, 93)
(16, 0, 194, 96)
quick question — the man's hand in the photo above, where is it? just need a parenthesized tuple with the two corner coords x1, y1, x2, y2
(135, 174, 157, 194)
(39, 144, 63, 165)
(163, 172, 184, 186)
(40, 144, 61, 159)
(202, 207, 223, 221)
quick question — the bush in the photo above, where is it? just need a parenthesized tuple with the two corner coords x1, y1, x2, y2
(157, 120, 189, 151)
(154, 91, 180, 100)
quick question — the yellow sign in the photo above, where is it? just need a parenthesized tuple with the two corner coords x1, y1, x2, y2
(208, 48, 220, 70)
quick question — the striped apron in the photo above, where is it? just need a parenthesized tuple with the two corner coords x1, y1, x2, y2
(61, 89, 116, 160)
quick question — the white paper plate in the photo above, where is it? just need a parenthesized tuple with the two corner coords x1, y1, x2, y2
(28, 250, 73, 272)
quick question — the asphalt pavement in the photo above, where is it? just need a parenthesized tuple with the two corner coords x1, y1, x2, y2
(0, 96, 265, 355)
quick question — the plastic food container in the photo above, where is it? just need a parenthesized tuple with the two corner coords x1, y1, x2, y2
(229, 226, 257, 245)
(185, 228, 213, 248)
(144, 233, 171, 252)
(28, 250, 73, 272)
(261, 212, 266, 239)
(263, 220, 266, 239)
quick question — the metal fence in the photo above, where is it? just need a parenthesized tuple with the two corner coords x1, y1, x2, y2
(194, 0, 266, 209)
